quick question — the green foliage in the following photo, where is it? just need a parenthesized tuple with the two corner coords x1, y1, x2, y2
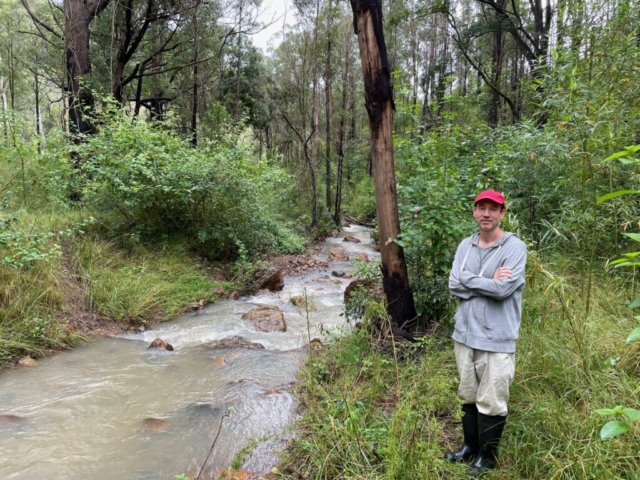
(595, 178, 640, 439)
(343, 175, 377, 223)
(75, 108, 304, 259)
(344, 284, 369, 322)
(282, 327, 462, 479)
(395, 130, 477, 322)
(0, 208, 230, 363)
(596, 406, 640, 439)
(285, 267, 640, 479)
(353, 258, 382, 283)
(0, 214, 94, 269)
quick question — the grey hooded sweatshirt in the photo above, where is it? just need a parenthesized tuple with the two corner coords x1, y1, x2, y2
(448, 232, 527, 353)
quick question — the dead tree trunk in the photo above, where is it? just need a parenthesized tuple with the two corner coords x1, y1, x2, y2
(349, 0, 419, 335)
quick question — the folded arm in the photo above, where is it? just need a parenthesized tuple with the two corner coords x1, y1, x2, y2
(458, 246, 527, 300)
(449, 241, 474, 300)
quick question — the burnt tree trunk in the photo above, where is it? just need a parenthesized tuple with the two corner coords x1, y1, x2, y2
(349, 0, 419, 334)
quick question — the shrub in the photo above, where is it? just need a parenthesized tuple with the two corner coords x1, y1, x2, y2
(76, 109, 304, 259)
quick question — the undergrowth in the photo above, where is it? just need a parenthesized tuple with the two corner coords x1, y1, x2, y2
(0, 208, 231, 365)
(281, 265, 640, 479)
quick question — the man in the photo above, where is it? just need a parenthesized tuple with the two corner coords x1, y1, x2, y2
(445, 190, 527, 475)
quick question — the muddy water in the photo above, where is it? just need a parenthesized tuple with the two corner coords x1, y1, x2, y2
(0, 226, 377, 479)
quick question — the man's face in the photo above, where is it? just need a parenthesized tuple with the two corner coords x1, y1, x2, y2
(473, 200, 505, 233)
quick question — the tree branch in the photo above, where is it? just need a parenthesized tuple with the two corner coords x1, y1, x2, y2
(20, 0, 63, 40)
(448, 13, 519, 121)
(87, 0, 112, 21)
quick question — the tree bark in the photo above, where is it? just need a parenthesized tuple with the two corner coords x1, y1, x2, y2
(283, 113, 318, 229)
(235, 0, 243, 123)
(488, 0, 507, 127)
(64, 0, 111, 139)
(349, 0, 418, 334)
(325, 0, 333, 211)
(191, 2, 199, 146)
(334, 22, 351, 225)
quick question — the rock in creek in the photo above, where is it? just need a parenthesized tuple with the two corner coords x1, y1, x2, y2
(203, 336, 265, 349)
(262, 387, 285, 395)
(18, 356, 38, 367)
(241, 305, 287, 332)
(210, 357, 227, 368)
(357, 253, 371, 263)
(328, 247, 349, 262)
(344, 279, 385, 304)
(216, 468, 252, 480)
(0, 415, 26, 428)
(332, 270, 346, 277)
(213, 286, 226, 297)
(185, 403, 220, 417)
(253, 288, 273, 296)
(289, 295, 316, 312)
(302, 338, 323, 351)
(148, 338, 174, 351)
(228, 290, 240, 300)
(260, 270, 285, 292)
(142, 418, 169, 433)
(343, 235, 361, 244)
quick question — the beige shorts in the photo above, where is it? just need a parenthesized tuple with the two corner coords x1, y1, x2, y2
(454, 341, 515, 416)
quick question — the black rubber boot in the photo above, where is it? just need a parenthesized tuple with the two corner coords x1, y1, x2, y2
(467, 413, 507, 476)
(444, 403, 479, 462)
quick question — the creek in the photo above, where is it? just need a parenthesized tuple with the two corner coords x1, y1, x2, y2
(0, 226, 377, 480)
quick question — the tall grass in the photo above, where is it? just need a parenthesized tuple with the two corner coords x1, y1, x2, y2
(0, 208, 229, 365)
(282, 266, 640, 479)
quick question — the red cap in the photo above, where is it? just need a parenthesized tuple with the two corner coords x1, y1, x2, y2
(474, 190, 505, 207)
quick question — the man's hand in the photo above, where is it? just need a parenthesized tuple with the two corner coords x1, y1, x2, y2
(493, 267, 513, 280)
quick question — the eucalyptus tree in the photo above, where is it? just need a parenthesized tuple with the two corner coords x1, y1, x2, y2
(272, 25, 321, 227)
(21, 0, 113, 138)
(333, 15, 358, 224)
(349, 0, 418, 335)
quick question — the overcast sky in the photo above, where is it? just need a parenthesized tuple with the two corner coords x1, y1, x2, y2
(250, 0, 295, 53)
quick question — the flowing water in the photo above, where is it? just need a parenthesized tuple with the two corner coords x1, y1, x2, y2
(0, 226, 377, 480)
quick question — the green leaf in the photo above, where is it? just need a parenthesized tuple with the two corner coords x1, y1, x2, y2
(595, 408, 618, 416)
(622, 408, 640, 422)
(629, 297, 640, 309)
(600, 421, 629, 439)
(603, 146, 640, 163)
(603, 151, 632, 163)
(627, 327, 640, 343)
(597, 190, 640, 204)
(623, 233, 640, 243)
